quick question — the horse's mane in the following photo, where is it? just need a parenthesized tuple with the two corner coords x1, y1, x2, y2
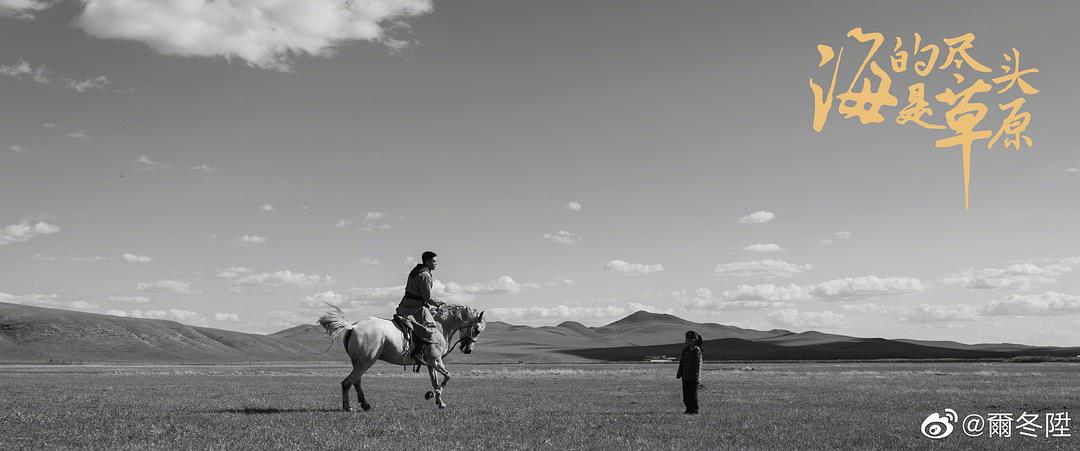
(434, 304, 481, 324)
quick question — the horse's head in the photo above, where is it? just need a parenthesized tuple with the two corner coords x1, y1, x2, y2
(459, 310, 485, 354)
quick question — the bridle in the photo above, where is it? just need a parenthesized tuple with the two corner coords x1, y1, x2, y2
(440, 321, 480, 359)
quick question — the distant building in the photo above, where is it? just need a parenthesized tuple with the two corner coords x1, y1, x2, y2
(645, 355, 675, 363)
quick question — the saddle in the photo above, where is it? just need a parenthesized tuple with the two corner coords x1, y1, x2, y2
(392, 315, 432, 369)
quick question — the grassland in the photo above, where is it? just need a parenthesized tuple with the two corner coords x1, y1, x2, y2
(1, 362, 1078, 449)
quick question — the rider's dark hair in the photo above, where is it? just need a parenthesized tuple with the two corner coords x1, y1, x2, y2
(421, 251, 437, 262)
(685, 330, 703, 350)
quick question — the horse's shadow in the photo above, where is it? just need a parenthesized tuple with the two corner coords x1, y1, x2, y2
(216, 407, 340, 415)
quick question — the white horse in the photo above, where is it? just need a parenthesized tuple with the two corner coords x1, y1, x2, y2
(317, 304, 486, 410)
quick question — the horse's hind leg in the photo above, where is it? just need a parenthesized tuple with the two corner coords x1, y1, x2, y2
(341, 365, 363, 412)
(352, 378, 367, 411)
(352, 363, 376, 411)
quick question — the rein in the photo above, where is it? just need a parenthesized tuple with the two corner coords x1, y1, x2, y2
(440, 326, 477, 359)
(442, 336, 465, 359)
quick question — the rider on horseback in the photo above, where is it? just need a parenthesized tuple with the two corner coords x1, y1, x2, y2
(395, 251, 445, 362)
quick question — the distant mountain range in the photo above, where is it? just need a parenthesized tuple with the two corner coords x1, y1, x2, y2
(2, 302, 1078, 363)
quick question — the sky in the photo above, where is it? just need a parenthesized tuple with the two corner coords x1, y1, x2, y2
(2, 0, 1078, 345)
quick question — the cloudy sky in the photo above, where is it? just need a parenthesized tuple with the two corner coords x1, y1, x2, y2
(2, 0, 1078, 345)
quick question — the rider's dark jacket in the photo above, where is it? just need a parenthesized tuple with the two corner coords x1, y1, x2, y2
(396, 264, 444, 324)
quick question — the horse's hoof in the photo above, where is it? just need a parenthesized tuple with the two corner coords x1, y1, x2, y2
(437, 403, 447, 409)
(361, 403, 372, 411)
(344, 407, 354, 412)
(424, 391, 434, 400)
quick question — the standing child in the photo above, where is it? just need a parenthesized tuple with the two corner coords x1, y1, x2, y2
(676, 330, 703, 414)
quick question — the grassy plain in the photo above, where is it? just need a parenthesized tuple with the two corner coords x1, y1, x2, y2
(1, 362, 1078, 449)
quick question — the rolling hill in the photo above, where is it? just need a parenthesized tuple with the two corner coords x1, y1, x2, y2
(0, 302, 336, 363)
(3, 302, 1078, 363)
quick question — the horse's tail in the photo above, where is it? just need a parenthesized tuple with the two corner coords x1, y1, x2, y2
(316, 303, 352, 338)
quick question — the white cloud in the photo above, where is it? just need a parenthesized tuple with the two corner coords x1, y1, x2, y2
(718, 285, 812, 302)
(1066, 168, 1078, 173)
(357, 222, 392, 232)
(0, 0, 51, 20)
(214, 312, 240, 322)
(66, 129, 91, 140)
(190, 164, 217, 173)
(300, 290, 346, 308)
(738, 210, 775, 224)
(1, 220, 59, 246)
(357, 213, 391, 231)
(714, 259, 810, 279)
(820, 231, 853, 245)
(443, 276, 522, 296)
(8, 144, 25, 153)
(300, 289, 403, 316)
(313, 275, 533, 309)
(0, 59, 49, 84)
(0, 59, 113, 92)
(300, 288, 395, 313)
(234, 235, 268, 245)
(70, 300, 98, 310)
(131, 154, 166, 170)
(122, 253, 152, 263)
(980, 291, 1080, 316)
(33, 253, 108, 262)
(742, 243, 784, 253)
(356, 257, 380, 265)
(839, 303, 889, 314)
(521, 278, 576, 290)
(566, 201, 582, 211)
(676, 276, 926, 311)
(0, 292, 98, 311)
(896, 304, 979, 323)
(217, 268, 335, 292)
(489, 305, 632, 322)
(603, 259, 664, 276)
(767, 309, 845, 329)
(111, 308, 202, 323)
(215, 266, 253, 279)
(65, 77, 112, 93)
(942, 261, 1073, 290)
(336, 219, 353, 228)
(807, 276, 928, 300)
(261, 204, 275, 212)
(75, 0, 434, 71)
(108, 295, 150, 304)
(136, 280, 201, 295)
(675, 287, 799, 311)
(41, 123, 54, 128)
(343, 286, 401, 302)
(543, 230, 580, 245)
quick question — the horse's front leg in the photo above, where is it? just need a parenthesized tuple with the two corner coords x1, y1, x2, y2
(431, 360, 450, 408)
(425, 365, 444, 408)
(434, 360, 451, 390)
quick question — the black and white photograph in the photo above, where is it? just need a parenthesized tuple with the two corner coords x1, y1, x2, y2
(2, 0, 1078, 449)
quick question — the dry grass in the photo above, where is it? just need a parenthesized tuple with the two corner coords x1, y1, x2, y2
(1, 362, 1078, 449)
